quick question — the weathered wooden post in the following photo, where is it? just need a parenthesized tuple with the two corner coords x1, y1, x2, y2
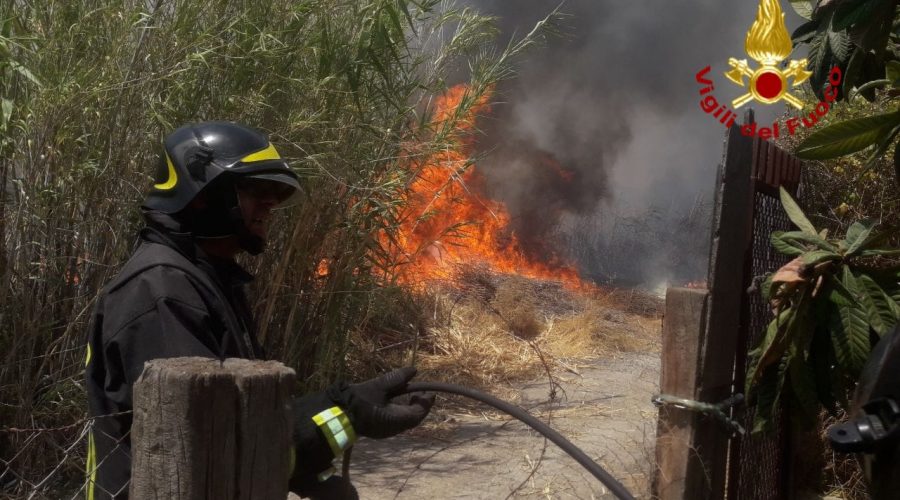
(130, 357, 295, 500)
(653, 287, 709, 500)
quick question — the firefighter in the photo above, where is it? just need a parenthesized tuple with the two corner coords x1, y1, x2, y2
(84, 121, 433, 499)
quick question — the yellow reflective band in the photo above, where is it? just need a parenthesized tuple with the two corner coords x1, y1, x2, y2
(311, 406, 356, 458)
(240, 143, 281, 163)
(317, 466, 336, 483)
(84, 344, 92, 367)
(153, 152, 178, 190)
(86, 430, 96, 500)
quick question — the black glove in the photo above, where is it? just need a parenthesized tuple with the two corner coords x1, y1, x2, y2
(328, 366, 435, 439)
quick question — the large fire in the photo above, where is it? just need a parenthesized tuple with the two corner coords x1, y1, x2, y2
(388, 84, 587, 288)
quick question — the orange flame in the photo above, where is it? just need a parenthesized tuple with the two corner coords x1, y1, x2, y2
(388, 84, 588, 289)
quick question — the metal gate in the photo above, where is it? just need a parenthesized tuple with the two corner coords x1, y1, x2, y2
(709, 110, 806, 500)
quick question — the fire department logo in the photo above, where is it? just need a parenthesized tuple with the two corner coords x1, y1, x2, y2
(725, 0, 813, 109)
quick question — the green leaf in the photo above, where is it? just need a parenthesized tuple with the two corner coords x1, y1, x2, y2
(771, 231, 807, 256)
(826, 29, 853, 63)
(779, 187, 818, 236)
(747, 306, 801, 390)
(847, 0, 895, 53)
(792, 19, 821, 43)
(844, 219, 876, 255)
(859, 249, 900, 257)
(795, 110, 900, 160)
(807, 31, 832, 101)
(801, 249, 841, 266)
(832, 0, 882, 31)
(789, 0, 815, 19)
(779, 231, 839, 252)
(828, 278, 871, 376)
(752, 357, 788, 434)
(857, 273, 900, 333)
(859, 122, 900, 175)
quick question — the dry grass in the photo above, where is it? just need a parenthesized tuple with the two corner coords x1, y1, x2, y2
(360, 265, 662, 392)
(820, 411, 869, 500)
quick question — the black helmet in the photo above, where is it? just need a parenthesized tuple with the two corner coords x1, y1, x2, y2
(143, 121, 301, 214)
(143, 121, 301, 254)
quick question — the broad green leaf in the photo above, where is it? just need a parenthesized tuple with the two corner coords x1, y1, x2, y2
(792, 19, 820, 43)
(854, 273, 895, 335)
(844, 219, 875, 255)
(826, 29, 853, 63)
(779, 187, 818, 236)
(795, 110, 900, 160)
(771, 231, 807, 256)
(751, 357, 788, 434)
(828, 281, 871, 376)
(747, 306, 800, 388)
(847, 0, 896, 53)
(808, 31, 832, 101)
(861, 273, 900, 324)
(789, 0, 815, 19)
(801, 249, 841, 266)
(779, 231, 839, 252)
(832, 0, 882, 31)
(849, 227, 898, 256)
(860, 248, 900, 257)
(860, 123, 900, 175)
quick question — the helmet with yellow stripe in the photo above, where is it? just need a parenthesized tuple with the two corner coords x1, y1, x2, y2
(143, 121, 300, 214)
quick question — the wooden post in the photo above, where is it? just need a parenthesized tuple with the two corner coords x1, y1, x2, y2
(130, 357, 295, 500)
(654, 287, 709, 500)
(700, 120, 756, 499)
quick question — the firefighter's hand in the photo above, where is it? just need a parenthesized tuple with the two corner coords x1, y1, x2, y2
(330, 367, 434, 439)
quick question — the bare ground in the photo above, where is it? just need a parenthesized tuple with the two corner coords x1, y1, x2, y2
(347, 350, 661, 500)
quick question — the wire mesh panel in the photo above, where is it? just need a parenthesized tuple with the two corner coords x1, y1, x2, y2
(1, 413, 132, 500)
(726, 137, 804, 500)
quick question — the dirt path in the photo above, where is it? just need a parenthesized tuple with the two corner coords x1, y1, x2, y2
(348, 351, 660, 499)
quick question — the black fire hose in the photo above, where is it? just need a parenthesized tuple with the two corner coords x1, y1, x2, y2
(347, 381, 635, 500)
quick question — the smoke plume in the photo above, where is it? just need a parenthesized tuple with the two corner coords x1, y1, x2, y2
(465, 0, 804, 286)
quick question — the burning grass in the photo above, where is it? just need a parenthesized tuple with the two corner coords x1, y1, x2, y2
(349, 264, 661, 393)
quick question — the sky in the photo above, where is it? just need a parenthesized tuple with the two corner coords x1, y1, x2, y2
(463, 0, 808, 286)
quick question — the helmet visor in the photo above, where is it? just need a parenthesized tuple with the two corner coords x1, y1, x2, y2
(236, 173, 302, 207)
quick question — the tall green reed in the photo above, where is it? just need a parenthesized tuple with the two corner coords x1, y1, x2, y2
(0, 0, 555, 491)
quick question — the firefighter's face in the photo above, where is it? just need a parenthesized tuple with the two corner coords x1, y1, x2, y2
(236, 178, 293, 240)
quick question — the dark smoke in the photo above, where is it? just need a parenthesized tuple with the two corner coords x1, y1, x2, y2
(465, 0, 805, 286)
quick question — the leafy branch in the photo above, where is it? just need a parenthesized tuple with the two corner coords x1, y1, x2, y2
(788, 0, 900, 184)
(747, 187, 900, 432)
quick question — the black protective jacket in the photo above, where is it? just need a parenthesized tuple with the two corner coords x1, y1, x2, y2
(84, 214, 340, 499)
